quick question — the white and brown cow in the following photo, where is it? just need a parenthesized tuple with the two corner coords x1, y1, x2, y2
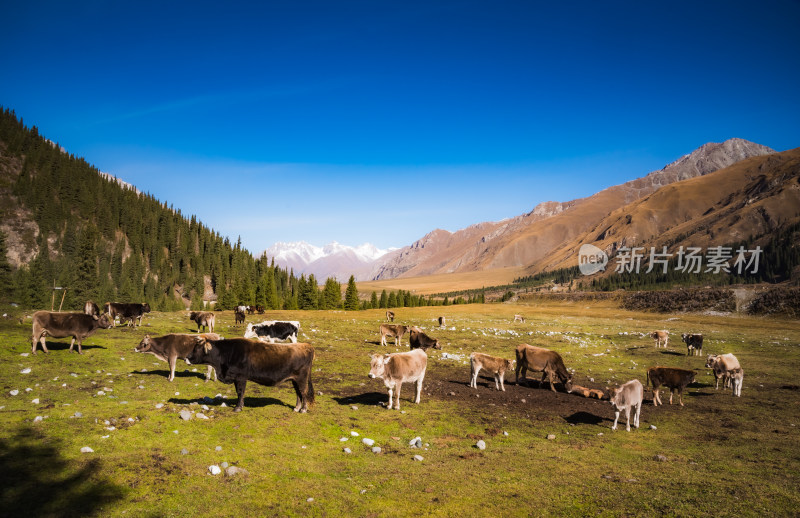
(437, 316, 446, 327)
(135, 333, 220, 382)
(608, 379, 644, 432)
(650, 330, 669, 348)
(84, 300, 100, 318)
(730, 368, 744, 397)
(513, 314, 525, 324)
(379, 324, 411, 347)
(368, 348, 427, 410)
(188, 311, 216, 333)
(705, 353, 741, 390)
(386, 310, 395, 322)
(469, 352, 514, 391)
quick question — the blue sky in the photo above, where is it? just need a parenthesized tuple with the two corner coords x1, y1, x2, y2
(2, 1, 798, 252)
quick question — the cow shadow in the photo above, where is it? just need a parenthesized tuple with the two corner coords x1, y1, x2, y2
(134, 369, 208, 380)
(564, 411, 607, 426)
(659, 351, 685, 356)
(0, 427, 125, 516)
(364, 340, 383, 346)
(167, 396, 292, 409)
(333, 392, 386, 406)
(38, 342, 105, 352)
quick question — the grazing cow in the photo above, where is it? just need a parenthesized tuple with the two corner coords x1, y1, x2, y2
(608, 379, 644, 431)
(646, 366, 696, 406)
(730, 368, 744, 397)
(104, 302, 151, 328)
(187, 337, 315, 413)
(235, 305, 248, 315)
(705, 353, 741, 390)
(682, 333, 704, 356)
(379, 324, 411, 347)
(368, 348, 427, 410)
(469, 352, 514, 391)
(135, 333, 220, 382)
(84, 301, 100, 318)
(386, 310, 395, 322)
(567, 385, 605, 399)
(255, 305, 265, 314)
(515, 344, 573, 392)
(31, 311, 113, 354)
(409, 328, 441, 351)
(513, 314, 525, 323)
(244, 321, 299, 343)
(437, 316, 446, 327)
(234, 309, 246, 325)
(650, 330, 670, 348)
(188, 311, 215, 332)
(246, 306, 255, 315)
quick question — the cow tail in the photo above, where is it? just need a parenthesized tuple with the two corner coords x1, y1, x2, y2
(646, 369, 651, 389)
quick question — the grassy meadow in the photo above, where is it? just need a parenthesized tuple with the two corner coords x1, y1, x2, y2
(1, 300, 799, 517)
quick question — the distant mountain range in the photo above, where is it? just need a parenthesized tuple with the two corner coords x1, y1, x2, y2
(263, 241, 396, 282)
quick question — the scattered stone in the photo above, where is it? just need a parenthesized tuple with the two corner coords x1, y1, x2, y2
(105, 426, 116, 431)
(97, 391, 106, 396)
(351, 405, 358, 410)
(601, 474, 614, 480)
(476, 440, 486, 450)
(33, 416, 43, 423)
(20, 368, 31, 374)
(201, 405, 209, 411)
(9, 390, 18, 396)
(350, 431, 359, 437)
(371, 447, 381, 454)
(155, 403, 164, 409)
(70, 373, 78, 377)
(449, 391, 456, 396)
(343, 447, 352, 454)
(208, 465, 222, 475)
(220, 402, 228, 407)
(215, 446, 222, 451)
(409, 437, 422, 448)
(73, 412, 82, 418)
(20, 353, 29, 357)
(317, 391, 323, 396)
(225, 466, 249, 477)
(547, 434, 556, 440)
(597, 433, 604, 437)
(503, 431, 509, 436)
(220, 462, 229, 469)
(80, 447, 94, 453)
(181, 448, 189, 455)
(31, 398, 39, 404)
(307, 498, 314, 503)
(413, 455, 424, 461)
(173, 430, 179, 434)
(196, 413, 209, 420)
(649, 425, 657, 430)
(339, 437, 348, 442)
(520, 398, 526, 403)
(179, 410, 192, 421)
(362, 438, 375, 447)
(654, 454, 668, 462)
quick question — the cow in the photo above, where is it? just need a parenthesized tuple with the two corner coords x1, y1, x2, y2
(730, 368, 744, 397)
(567, 385, 605, 399)
(188, 311, 215, 333)
(135, 333, 220, 382)
(513, 314, 525, 323)
(437, 316, 446, 327)
(705, 353, 741, 390)
(682, 333, 703, 356)
(379, 324, 411, 347)
(187, 337, 315, 413)
(104, 302, 151, 328)
(31, 311, 113, 354)
(368, 348, 427, 410)
(235, 305, 248, 315)
(234, 309, 246, 325)
(409, 328, 441, 351)
(84, 301, 100, 318)
(608, 379, 644, 431)
(246, 306, 255, 315)
(646, 366, 696, 406)
(386, 310, 395, 322)
(255, 305, 265, 314)
(469, 352, 514, 391)
(514, 344, 573, 392)
(244, 321, 299, 343)
(650, 330, 670, 348)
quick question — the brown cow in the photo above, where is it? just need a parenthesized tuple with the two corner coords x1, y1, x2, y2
(437, 316, 446, 327)
(31, 311, 113, 354)
(608, 379, 644, 431)
(187, 338, 315, 413)
(646, 366, 696, 406)
(513, 314, 525, 324)
(368, 348, 427, 410)
(380, 324, 411, 347)
(84, 301, 100, 317)
(650, 330, 669, 348)
(104, 302, 151, 328)
(515, 344, 573, 392)
(568, 385, 605, 399)
(386, 310, 395, 322)
(234, 309, 246, 325)
(135, 333, 220, 382)
(469, 352, 514, 391)
(189, 311, 215, 333)
(705, 353, 741, 390)
(409, 328, 441, 351)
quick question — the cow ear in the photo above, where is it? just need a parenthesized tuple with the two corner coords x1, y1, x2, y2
(91, 313, 99, 321)
(383, 355, 391, 364)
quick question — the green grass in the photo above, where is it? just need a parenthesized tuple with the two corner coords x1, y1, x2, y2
(1, 302, 799, 517)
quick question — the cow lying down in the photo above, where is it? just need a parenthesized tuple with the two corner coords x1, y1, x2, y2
(135, 333, 220, 382)
(567, 384, 605, 399)
(187, 337, 315, 413)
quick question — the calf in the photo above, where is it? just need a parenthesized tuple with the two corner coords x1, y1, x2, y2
(682, 333, 703, 356)
(409, 328, 441, 351)
(650, 330, 669, 348)
(235, 305, 248, 315)
(188, 311, 215, 332)
(469, 352, 514, 391)
(84, 301, 100, 318)
(730, 368, 744, 397)
(705, 353, 741, 390)
(234, 309, 246, 325)
(513, 314, 525, 323)
(187, 337, 315, 413)
(135, 333, 219, 382)
(646, 366, 696, 406)
(244, 321, 299, 343)
(437, 316, 446, 327)
(379, 324, 411, 347)
(255, 305, 265, 314)
(386, 310, 395, 322)
(608, 379, 644, 431)
(105, 302, 151, 328)
(31, 311, 113, 354)
(515, 344, 573, 392)
(368, 349, 427, 410)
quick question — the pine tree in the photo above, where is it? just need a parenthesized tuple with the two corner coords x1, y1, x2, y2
(379, 290, 388, 308)
(0, 231, 12, 301)
(344, 275, 360, 311)
(369, 291, 378, 309)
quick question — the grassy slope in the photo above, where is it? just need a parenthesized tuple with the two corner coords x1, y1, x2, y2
(1, 302, 799, 517)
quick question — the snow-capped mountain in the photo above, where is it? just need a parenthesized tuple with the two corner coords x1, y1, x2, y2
(264, 241, 396, 281)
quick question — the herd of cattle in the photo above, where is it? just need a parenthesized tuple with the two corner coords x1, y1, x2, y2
(25, 304, 744, 430)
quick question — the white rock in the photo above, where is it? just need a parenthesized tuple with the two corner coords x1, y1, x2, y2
(350, 431, 360, 437)
(413, 455, 424, 461)
(179, 410, 192, 421)
(80, 447, 94, 453)
(9, 390, 18, 396)
(476, 440, 486, 450)
(33, 416, 43, 423)
(409, 437, 422, 448)
(307, 498, 314, 503)
(650, 425, 657, 430)
(503, 431, 509, 436)
(215, 446, 222, 451)
(20, 353, 29, 357)
(208, 465, 222, 475)
(155, 403, 164, 409)
(547, 434, 556, 440)
(371, 447, 381, 454)
(20, 368, 31, 374)
(97, 391, 105, 396)
(343, 447, 352, 454)
(339, 437, 348, 442)
(362, 438, 375, 447)
(31, 398, 39, 404)
(196, 413, 209, 420)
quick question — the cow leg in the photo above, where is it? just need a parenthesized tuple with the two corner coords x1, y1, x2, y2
(204, 365, 216, 382)
(76, 337, 83, 355)
(625, 407, 632, 432)
(233, 379, 247, 411)
(612, 410, 620, 431)
(634, 402, 641, 429)
(653, 389, 660, 406)
(386, 386, 394, 410)
(291, 379, 305, 412)
(290, 334, 297, 344)
(470, 365, 480, 389)
(380, 335, 387, 346)
(414, 371, 425, 404)
(168, 354, 177, 382)
(678, 389, 684, 407)
(498, 372, 505, 392)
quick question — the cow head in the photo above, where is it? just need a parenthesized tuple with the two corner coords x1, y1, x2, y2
(135, 335, 151, 353)
(369, 354, 390, 379)
(705, 354, 719, 369)
(187, 337, 213, 364)
(433, 339, 441, 350)
(98, 313, 113, 329)
(143, 303, 151, 313)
